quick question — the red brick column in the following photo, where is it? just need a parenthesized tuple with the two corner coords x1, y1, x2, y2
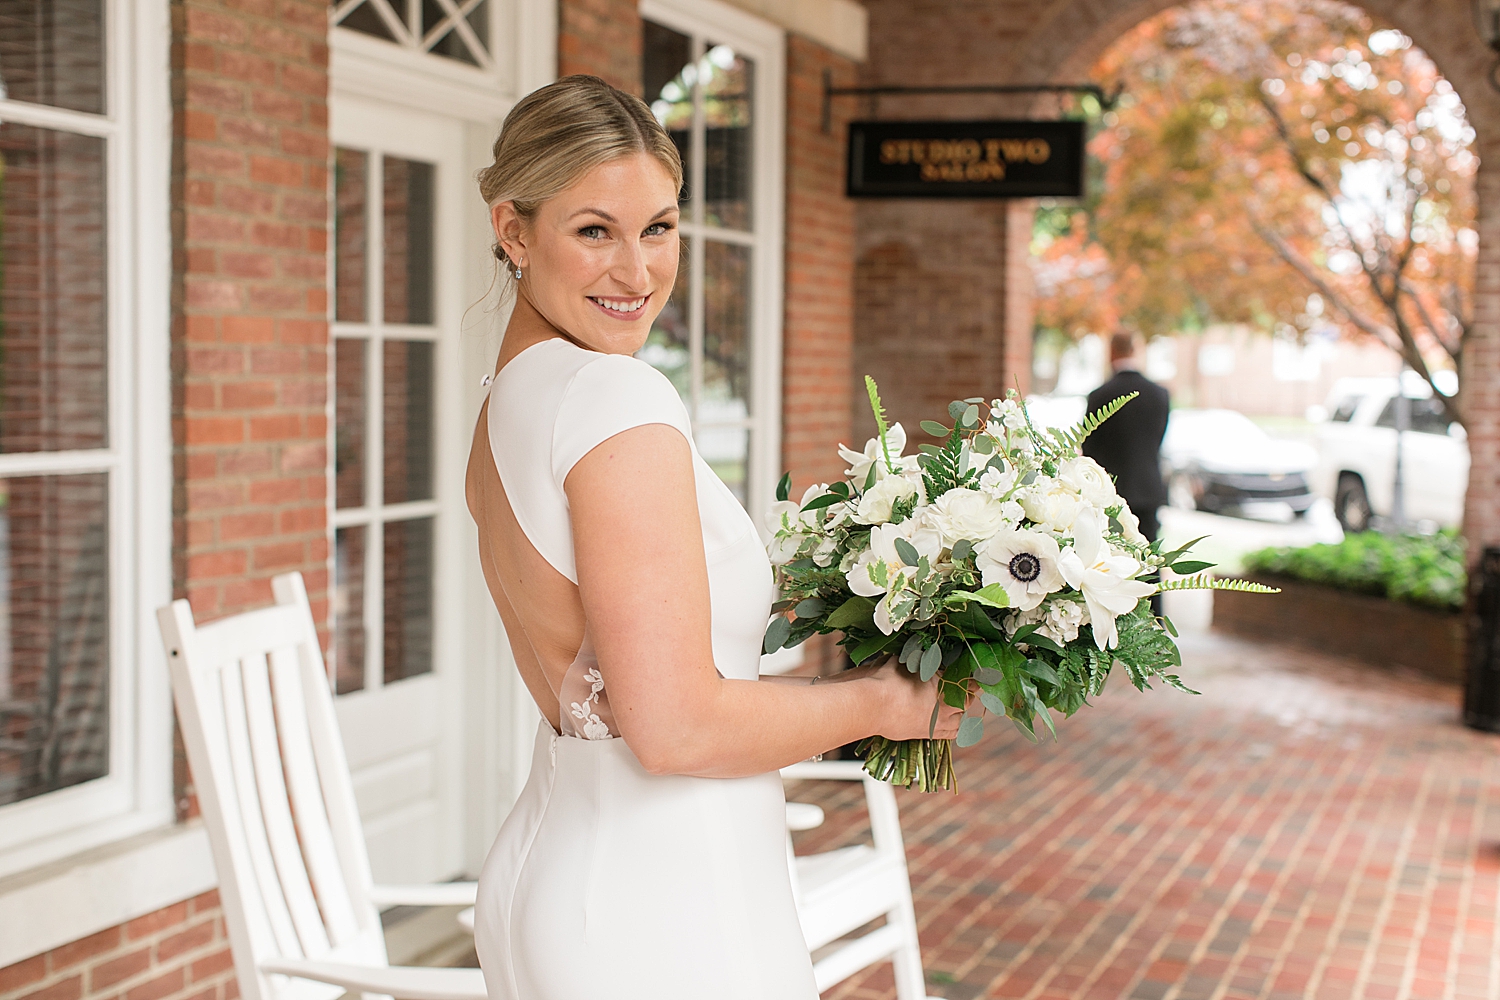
(172, 0, 330, 629)
(784, 36, 857, 492)
(558, 0, 642, 95)
(784, 36, 860, 674)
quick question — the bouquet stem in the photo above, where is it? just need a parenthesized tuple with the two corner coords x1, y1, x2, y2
(855, 736, 957, 793)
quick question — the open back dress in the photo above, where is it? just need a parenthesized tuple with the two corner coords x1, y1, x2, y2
(472, 337, 818, 999)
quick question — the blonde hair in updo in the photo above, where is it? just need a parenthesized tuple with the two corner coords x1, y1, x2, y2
(479, 75, 684, 275)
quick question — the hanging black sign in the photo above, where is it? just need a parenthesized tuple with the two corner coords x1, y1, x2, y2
(846, 119, 1086, 199)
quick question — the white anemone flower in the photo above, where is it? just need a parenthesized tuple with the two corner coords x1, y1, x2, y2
(1057, 508, 1157, 650)
(846, 517, 943, 599)
(837, 423, 920, 484)
(976, 528, 1064, 611)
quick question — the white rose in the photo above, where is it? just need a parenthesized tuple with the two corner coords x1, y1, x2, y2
(1057, 456, 1119, 509)
(854, 473, 922, 525)
(976, 528, 1065, 611)
(927, 487, 1012, 547)
(1019, 477, 1084, 533)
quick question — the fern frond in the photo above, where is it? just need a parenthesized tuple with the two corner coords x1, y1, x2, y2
(865, 375, 896, 474)
(1157, 573, 1280, 594)
(1052, 392, 1140, 455)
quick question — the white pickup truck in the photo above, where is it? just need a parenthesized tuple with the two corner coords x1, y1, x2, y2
(1310, 376, 1469, 532)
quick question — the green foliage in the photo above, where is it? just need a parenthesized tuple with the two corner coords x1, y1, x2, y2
(1156, 574, 1279, 594)
(865, 376, 895, 474)
(1044, 392, 1139, 456)
(1243, 531, 1466, 611)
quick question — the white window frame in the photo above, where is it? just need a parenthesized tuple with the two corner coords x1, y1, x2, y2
(0, 0, 175, 880)
(640, 0, 786, 523)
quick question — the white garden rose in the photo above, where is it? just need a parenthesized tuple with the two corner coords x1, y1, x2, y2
(845, 516, 943, 598)
(976, 528, 1065, 611)
(1057, 508, 1156, 650)
(1057, 456, 1119, 509)
(927, 487, 1012, 547)
(853, 472, 922, 525)
(1019, 477, 1084, 533)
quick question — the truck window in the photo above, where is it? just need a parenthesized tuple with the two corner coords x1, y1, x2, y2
(1330, 396, 1362, 422)
(1374, 396, 1451, 434)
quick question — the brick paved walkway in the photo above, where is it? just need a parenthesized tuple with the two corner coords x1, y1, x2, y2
(788, 634, 1500, 1000)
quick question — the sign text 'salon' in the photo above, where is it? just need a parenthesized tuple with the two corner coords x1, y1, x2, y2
(846, 119, 1086, 199)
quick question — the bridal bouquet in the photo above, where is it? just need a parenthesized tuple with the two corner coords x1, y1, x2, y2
(764, 378, 1274, 792)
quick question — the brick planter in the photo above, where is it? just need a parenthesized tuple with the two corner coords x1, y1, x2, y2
(1212, 576, 1466, 684)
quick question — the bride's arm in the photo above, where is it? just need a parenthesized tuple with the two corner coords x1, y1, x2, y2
(567, 423, 962, 778)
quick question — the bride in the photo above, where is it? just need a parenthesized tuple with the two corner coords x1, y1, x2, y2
(466, 75, 963, 999)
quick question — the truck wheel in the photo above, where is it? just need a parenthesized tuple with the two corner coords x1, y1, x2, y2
(1335, 474, 1372, 533)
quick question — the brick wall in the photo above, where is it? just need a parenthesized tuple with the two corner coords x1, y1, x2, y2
(558, 0, 641, 94)
(784, 36, 859, 673)
(0, 892, 234, 1000)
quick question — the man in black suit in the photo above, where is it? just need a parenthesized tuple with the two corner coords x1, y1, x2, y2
(1082, 331, 1171, 546)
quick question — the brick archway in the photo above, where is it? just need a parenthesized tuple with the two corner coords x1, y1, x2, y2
(857, 0, 1500, 557)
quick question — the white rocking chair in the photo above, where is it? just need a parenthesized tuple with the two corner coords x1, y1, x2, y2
(158, 572, 484, 1000)
(782, 760, 941, 1000)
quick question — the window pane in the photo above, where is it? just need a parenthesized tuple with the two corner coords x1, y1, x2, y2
(383, 156, 435, 325)
(703, 240, 751, 413)
(332, 0, 398, 43)
(382, 340, 434, 504)
(0, 2, 104, 114)
(423, 0, 488, 66)
(334, 147, 368, 324)
(0, 123, 108, 453)
(333, 526, 366, 695)
(334, 339, 366, 509)
(636, 237, 692, 404)
(643, 20, 692, 205)
(383, 517, 433, 684)
(0, 473, 109, 806)
(698, 426, 748, 507)
(703, 43, 753, 230)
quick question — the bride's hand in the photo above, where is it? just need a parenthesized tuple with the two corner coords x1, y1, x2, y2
(867, 659, 966, 741)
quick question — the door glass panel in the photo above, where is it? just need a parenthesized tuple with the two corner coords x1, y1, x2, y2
(382, 156, 435, 325)
(334, 339, 366, 509)
(703, 241, 751, 412)
(382, 340, 434, 504)
(637, 237, 692, 401)
(698, 426, 748, 506)
(643, 20, 693, 205)
(331, 0, 399, 43)
(333, 525, 366, 695)
(0, 472, 109, 806)
(0, 1, 104, 114)
(383, 517, 433, 684)
(334, 147, 369, 324)
(422, 0, 488, 66)
(702, 44, 753, 230)
(0, 123, 108, 453)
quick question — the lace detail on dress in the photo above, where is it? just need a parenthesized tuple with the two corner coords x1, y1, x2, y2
(557, 633, 617, 740)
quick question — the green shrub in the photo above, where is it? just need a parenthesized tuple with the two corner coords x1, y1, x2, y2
(1241, 531, 1467, 612)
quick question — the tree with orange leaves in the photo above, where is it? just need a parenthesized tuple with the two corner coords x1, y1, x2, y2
(1037, 0, 1475, 423)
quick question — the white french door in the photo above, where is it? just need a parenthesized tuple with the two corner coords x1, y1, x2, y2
(329, 96, 468, 884)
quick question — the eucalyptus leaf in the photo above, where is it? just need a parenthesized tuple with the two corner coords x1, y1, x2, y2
(962, 404, 980, 428)
(950, 539, 974, 563)
(956, 716, 984, 747)
(763, 616, 791, 654)
(794, 597, 826, 620)
(919, 642, 943, 681)
(948, 400, 967, 420)
(918, 443, 942, 456)
(900, 634, 925, 667)
(893, 537, 921, 566)
(775, 471, 791, 502)
(978, 689, 1007, 717)
(973, 665, 1004, 685)
(920, 419, 951, 438)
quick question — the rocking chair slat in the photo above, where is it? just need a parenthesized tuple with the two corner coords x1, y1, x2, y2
(268, 644, 360, 947)
(220, 657, 305, 959)
(241, 651, 332, 958)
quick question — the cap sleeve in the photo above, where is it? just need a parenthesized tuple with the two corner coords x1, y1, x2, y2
(551, 353, 693, 489)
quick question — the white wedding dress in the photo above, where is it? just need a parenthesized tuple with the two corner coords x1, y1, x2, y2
(473, 338, 818, 999)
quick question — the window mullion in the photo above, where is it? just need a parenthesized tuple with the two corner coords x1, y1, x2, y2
(366, 152, 386, 693)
